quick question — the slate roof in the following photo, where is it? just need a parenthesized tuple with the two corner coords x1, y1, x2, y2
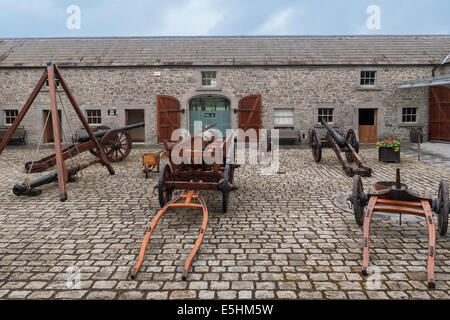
(0, 35, 449, 67)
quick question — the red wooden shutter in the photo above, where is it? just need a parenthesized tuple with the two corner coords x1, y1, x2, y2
(237, 94, 262, 137)
(157, 95, 181, 143)
(429, 86, 450, 142)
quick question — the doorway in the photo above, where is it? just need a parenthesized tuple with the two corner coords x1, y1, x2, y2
(189, 96, 231, 137)
(358, 109, 378, 143)
(125, 109, 145, 142)
(43, 110, 62, 143)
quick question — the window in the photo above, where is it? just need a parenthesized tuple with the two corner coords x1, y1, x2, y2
(4, 109, 18, 125)
(402, 107, 418, 123)
(86, 109, 101, 125)
(201, 71, 217, 87)
(318, 108, 334, 124)
(274, 108, 294, 126)
(360, 71, 377, 86)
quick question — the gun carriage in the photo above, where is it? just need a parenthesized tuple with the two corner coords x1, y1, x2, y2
(131, 124, 239, 280)
(348, 169, 449, 289)
(25, 122, 144, 173)
(310, 120, 372, 177)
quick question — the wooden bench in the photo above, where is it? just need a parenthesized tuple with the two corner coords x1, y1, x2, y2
(0, 126, 26, 145)
(269, 127, 301, 144)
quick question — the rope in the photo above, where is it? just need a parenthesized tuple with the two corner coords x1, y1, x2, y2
(27, 108, 52, 175)
(58, 91, 82, 181)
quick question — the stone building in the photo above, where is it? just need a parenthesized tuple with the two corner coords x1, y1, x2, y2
(0, 35, 449, 146)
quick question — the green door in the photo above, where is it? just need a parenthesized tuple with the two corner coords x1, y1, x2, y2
(189, 96, 231, 137)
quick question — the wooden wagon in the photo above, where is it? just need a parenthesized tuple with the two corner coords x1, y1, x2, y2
(131, 124, 239, 280)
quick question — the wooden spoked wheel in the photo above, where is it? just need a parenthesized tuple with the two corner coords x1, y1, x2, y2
(438, 180, 449, 236)
(100, 130, 132, 162)
(345, 129, 360, 163)
(352, 175, 365, 227)
(220, 164, 233, 214)
(88, 126, 111, 157)
(158, 164, 173, 208)
(310, 129, 322, 163)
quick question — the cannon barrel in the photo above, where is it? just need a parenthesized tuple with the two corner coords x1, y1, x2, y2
(320, 119, 347, 148)
(77, 122, 145, 143)
(13, 159, 98, 196)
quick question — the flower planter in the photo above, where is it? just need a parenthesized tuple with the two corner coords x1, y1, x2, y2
(378, 147, 400, 163)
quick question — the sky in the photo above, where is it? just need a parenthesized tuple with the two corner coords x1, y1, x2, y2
(0, 0, 448, 37)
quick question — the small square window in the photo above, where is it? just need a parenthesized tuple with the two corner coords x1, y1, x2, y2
(201, 71, 217, 87)
(86, 109, 102, 125)
(274, 108, 294, 126)
(360, 71, 377, 86)
(4, 110, 18, 126)
(402, 107, 418, 123)
(318, 108, 334, 124)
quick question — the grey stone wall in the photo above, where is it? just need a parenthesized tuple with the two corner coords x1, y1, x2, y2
(0, 65, 432, 145)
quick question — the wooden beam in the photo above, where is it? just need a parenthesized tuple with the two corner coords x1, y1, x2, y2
(0, 71, 47, 155)
(54, 65, 115, 176)
(47, 63, 68, 201)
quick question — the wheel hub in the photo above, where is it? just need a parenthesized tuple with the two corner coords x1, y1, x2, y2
(113, 141, 122, 150)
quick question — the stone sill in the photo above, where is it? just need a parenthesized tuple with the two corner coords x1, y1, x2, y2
(397, 124, 424, 128)
(355, 87, 382, 91)
(196, 87, 222, 92)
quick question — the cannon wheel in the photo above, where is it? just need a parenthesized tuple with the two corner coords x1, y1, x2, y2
(88, 126, 111, 157)
(158, 164, 173, 207)
(100, 130, 132, 162)
(438, 180, 449, 236)
(310, 129, 322, 163)
(352, 175, 365, 227)
(345, 129, 360, 163)
(220, 164, 233, 213)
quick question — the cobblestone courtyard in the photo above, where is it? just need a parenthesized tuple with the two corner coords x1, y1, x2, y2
(0, 146, 449, 300)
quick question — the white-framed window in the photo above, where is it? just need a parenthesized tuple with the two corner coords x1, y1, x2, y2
(201, 71, 217, 87)
(402, 107, 418, 123)
(318, 108, 334, 124)
(4, 109, 18, 126)
(360, 71, 377, 86)
(274, 108, 294, 126)
(86, 109, 102, 125)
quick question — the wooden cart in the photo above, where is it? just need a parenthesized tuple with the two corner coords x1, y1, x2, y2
(131, 124, 239, 280)
(141, 151, 167, 178)
(349, 169, 449, 289)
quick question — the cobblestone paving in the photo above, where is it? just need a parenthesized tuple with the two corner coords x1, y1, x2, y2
(0, 147, 449, 300)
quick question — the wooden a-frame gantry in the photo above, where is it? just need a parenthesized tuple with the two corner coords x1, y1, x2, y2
(0, 62, 115, 201)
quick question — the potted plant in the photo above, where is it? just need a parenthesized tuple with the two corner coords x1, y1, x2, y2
(377, 138, 401, 163)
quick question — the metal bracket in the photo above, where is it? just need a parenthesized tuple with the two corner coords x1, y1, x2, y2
(233, 109, 253, 113)
(168, 109, 185, 114)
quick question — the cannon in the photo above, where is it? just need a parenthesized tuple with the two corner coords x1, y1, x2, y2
(13, 158, 99, 196)
(348, 169, 449, 289)
(131, 124, 240, 281)
(25, 122, 144, 173)
(310, 120, 372, 177)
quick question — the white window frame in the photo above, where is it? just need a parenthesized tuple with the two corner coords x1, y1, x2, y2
(401, 107, 418, 124)
(4, 109, 18, 126)
(201, 71, 218, 87)
(274, 108, 295, 127)
(86, 109, 102, 125)
(360, 70, 377, 86)
(318, 108, 334, 124)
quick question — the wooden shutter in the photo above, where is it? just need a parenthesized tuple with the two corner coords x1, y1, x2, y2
(157, 95, 181, 143)
(429, 86, 450, 142)
(237, 94, 262, 136)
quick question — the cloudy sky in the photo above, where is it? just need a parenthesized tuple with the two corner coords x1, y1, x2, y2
(0, 0, 448, 37)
